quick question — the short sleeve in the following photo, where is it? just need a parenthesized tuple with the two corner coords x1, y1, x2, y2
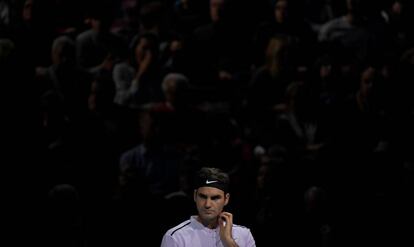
(245, 229, 256, 247)
(234, 228, 256, 247)
(160, 233, 178, 247)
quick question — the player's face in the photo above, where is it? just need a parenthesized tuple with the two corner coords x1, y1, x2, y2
(194, 187, 229, 223)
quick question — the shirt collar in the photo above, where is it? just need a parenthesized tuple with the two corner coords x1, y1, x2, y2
(190, 216, 219, 233)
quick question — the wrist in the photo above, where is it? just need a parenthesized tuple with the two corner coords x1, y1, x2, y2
(223, 238, 238, 247)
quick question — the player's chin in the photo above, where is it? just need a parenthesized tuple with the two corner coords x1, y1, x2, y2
(201, 211, 217, 220)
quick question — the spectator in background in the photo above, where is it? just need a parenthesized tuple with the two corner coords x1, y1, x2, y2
(145, 72, 190, 113)
(379, 0, 413, 53)
(253, 0, 316, 67)
(318, 0, 374, 65)
(118, 110, 181, 198)
(76, 1, 126, 76)
(37, 35, 91, 121)
(189, 0, 251, 86)
(10, 0, 57, 67)
(45, 184, 85, 247)
(112, 32, 162, 108)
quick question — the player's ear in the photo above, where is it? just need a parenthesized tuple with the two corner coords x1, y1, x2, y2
(193, 189, 197, 202)
(224, 193, 230, 206)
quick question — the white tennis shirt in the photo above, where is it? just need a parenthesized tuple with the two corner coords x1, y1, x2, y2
(161, 216, 256, 247)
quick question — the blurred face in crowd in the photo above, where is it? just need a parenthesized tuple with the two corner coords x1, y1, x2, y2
(88, 80, 98, 112)
(162, 78, 178, 102)
(210, 0, 224, 22)
(139, 111, 155, 143)
(274, 0, 288, 23)
(22, 0, 33, 22)
(320, 64, 332, 79)
(390, 0, 403, 21)
(256, 163, 273, 190)
(360, 66, 375, 97)
(135, 37, 151, 64)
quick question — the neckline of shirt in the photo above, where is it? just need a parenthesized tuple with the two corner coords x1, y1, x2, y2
(190, 215, 219, 233)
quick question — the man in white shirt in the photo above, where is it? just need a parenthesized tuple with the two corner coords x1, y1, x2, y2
(161, 167, 256, 247)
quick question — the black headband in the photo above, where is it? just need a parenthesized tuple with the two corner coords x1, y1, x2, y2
(195, 179, 229, 194)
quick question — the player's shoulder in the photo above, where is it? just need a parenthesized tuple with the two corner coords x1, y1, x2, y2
(166, 219, 192, 237)
(233, 224, 252, 235)
(233, 223, 250, 230)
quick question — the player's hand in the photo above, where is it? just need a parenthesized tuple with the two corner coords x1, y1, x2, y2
(219, 212, 238, 247)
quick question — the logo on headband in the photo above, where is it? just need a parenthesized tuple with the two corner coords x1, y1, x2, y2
(195, 174, 229, 193)
(206, 180, 218, 184)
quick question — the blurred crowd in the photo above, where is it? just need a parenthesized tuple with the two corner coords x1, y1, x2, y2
(1, 0, 413, 246)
